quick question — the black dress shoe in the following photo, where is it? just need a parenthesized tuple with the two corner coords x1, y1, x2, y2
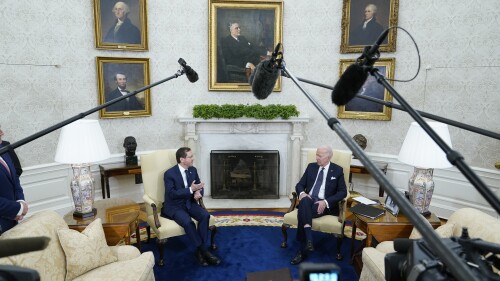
(196, 250, 209, 266)
(305, 240, 314, 252)
(290, 251, 305, 265)
(202, 251, 221, 266)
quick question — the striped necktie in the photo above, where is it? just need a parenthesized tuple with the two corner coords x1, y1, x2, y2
(310, 167, 324, 199)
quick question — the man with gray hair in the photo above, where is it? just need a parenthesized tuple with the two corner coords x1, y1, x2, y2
(104, 1, 141, 44)
(290, 145, 347, 264)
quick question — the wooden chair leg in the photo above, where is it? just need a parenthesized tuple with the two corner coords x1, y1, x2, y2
(209, 225, 217, 250)
(336, 235, 343, 260)
(281, 224, 289, 248)
(156, 238, 167, 266)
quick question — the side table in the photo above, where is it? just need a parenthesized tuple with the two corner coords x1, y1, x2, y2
(99, 163, 142, 198)
(350, 208, 441, 273)
(349, 159, 388, 197)
(63, 198, 141, 250)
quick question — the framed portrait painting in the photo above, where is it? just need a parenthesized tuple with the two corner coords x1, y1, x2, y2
(340, 0, 399, 53)
(96, 57, 151, 119)
(93, 0, 148, 51)
(209, 0, 283, 91)
(337, 58, 395, 121)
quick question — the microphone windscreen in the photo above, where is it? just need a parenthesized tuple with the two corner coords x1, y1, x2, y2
(331, 64, 368, 106)
(0, 236, 50, 258)
(251, 60, 280, 100)
(185, 66, 199, 83)
(393, 238, 414, 253)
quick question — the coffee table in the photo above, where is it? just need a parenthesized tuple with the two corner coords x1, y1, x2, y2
(63, 198, 141, 249)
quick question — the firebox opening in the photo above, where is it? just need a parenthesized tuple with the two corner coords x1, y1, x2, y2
(210, 150, 280, 199)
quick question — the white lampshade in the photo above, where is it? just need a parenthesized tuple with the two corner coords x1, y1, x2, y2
(55, 120, 110, 164)
(398, 121, 453, 169)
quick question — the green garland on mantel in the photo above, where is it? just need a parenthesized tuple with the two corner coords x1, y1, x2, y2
(192, 104, 300, 120)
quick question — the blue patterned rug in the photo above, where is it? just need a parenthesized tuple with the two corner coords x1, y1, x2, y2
(138, 211, 360, 281)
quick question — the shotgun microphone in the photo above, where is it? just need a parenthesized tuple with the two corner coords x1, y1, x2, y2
(250, 43, 282, 100)
(178, 58, 199, 83)
(0, 237, 50, 258)
(331, 28, 389, 106)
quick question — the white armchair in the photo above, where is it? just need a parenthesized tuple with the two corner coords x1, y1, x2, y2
(141, 149, 217, 266)
(359, 208, 500, 281)
(281, 149, 352, 260)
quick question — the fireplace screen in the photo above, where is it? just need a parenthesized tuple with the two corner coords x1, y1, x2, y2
(210, 150, 279, 199)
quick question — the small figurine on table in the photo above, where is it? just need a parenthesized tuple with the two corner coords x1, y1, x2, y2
(123, 136, 138, 165)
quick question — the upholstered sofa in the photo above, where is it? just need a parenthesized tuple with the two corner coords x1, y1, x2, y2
(359, 208, 500, 281)
(0, 210, 155, 281)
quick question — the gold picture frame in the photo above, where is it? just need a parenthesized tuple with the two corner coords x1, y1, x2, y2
(340, 0, 399, 53)
(337, 58, 395, 121)
(96, 57, 151, 119)
(93, 0, 148, 51)
(209, 0, 283, 91)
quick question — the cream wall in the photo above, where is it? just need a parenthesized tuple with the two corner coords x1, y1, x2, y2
(0, 1, 499, 215)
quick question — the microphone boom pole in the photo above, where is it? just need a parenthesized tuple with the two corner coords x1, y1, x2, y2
(280, 63, 478, 281)
(291, 75, 500, 140)
(0, 65, 190, 157)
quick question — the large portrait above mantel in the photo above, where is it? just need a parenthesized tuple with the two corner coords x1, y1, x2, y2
(209, 0, 283, 92)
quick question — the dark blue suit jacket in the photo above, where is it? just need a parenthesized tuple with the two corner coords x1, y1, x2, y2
(0, 145, 24, 234)
(295, 162, 347, 215)
(162, 165, 203, 218)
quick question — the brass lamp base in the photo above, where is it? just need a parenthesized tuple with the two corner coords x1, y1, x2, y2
(73, 208, 97, 219)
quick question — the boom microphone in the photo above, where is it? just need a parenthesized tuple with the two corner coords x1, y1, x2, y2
(178, 58, 199, 83)
(0, 237, 50, 258)
(331, 28, 390, 106)
(250, 43, 282, 100)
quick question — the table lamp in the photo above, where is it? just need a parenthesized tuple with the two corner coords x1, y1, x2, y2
(55, 120, 110, 218)
(398, 121, 453, 216)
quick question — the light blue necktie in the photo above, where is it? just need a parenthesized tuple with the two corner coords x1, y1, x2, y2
(310, 168, 324, 199)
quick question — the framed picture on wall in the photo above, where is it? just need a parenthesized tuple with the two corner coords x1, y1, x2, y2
(337, 58, 395, 121)
(96, 57, 151, 119)
(208, 0, 283, 91)
(93, 0, 148, 51)
(340, 0, 399, 53)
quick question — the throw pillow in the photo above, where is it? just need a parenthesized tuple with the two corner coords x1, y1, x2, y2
(57, 218, 117, 281)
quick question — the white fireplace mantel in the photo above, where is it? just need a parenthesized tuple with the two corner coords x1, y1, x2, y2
(178, 118, 309, 197)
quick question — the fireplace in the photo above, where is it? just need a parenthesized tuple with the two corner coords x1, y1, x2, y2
(210, 150, 280, 199)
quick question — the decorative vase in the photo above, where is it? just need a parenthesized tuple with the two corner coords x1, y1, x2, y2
(408, 167, 434, 215)
(70, 164, 96, 218)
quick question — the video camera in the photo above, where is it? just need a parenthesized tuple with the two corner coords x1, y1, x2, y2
(385, 228, 500, 281)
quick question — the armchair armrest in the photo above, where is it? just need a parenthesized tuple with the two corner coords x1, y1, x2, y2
(143, 195, 162, 229)
(338, 198, 347, 223)
(286, 192, 299, 213)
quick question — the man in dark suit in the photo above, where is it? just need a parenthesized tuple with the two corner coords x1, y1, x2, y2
(105, 72, 144, 112)
(104, 1, 141, 44)
(349, 4, 385, 46)
(290, 145, 347, 265)
(220, 22, 268, 76)
(0, 126, 28, 235)
(161, 147, 220, 266)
